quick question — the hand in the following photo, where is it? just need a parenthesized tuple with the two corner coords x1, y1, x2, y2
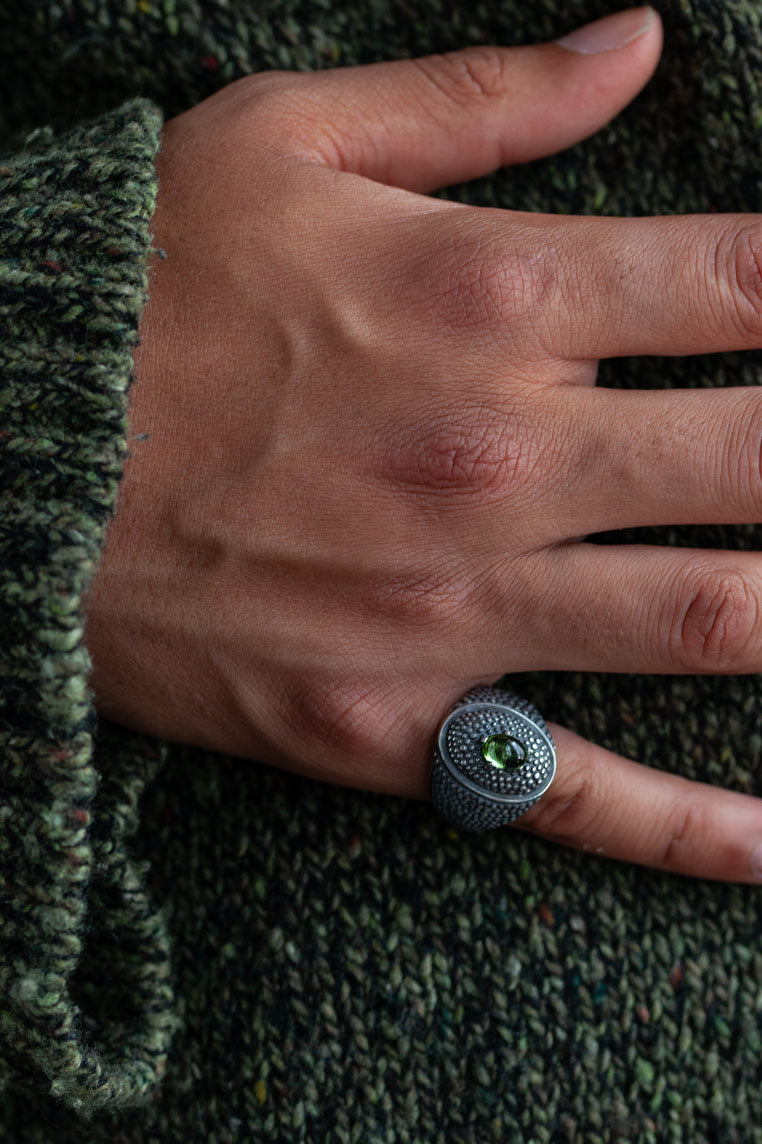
(84, 5, 762, 882)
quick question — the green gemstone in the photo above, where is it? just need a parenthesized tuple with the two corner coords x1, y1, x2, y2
(481, 733, 528, 771)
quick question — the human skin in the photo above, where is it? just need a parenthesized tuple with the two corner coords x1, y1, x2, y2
(83, 5, 762, 881)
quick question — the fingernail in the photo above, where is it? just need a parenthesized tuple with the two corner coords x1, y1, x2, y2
(555, 6, 655, 54)
(751, 840, 762, 880)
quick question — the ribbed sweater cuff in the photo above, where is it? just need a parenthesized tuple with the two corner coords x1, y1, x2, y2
(0, 97, 179, 1115)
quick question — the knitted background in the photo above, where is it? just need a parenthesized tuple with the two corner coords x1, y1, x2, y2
(1, 1, 761, 1141)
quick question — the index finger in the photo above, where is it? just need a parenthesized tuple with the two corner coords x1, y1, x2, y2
(476, 211, 762, 362)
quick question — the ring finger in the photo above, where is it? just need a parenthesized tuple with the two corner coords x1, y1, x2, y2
(513, 721, 762, 884)
(475, 542, 762, 676)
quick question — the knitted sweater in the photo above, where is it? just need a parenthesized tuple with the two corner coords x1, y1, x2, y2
(1, 2, 761, 1141)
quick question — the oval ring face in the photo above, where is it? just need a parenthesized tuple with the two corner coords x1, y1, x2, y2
(431, 688, 557, 831)
(437, 698, 556, 804)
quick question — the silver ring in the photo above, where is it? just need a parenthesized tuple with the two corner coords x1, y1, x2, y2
(430, 685, 556, 832)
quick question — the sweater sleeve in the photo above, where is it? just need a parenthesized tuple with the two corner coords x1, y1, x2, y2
(0, 97, 180, 1116)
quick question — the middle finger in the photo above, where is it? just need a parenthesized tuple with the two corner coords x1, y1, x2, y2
(536, 383, 762, 542)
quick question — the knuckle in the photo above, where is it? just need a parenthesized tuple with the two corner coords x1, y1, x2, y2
(657, 799, 704, 870)
(716, 223, 762, 340)
(413, 47, 509, 105)
(283, 677, 388, 762)
(738, 399, 762, 511)
(426, 224, 559, 344)
(670, 568, 760, 670)
(373, 398, 543, 502)
(361, 568, 469, 632)
(714, 396, 762, 517)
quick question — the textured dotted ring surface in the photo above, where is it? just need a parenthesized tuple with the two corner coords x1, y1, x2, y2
(431, 686, 557, 832)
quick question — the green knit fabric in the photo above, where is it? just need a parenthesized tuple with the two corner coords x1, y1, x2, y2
(0, 98, 178, 1112)
(0, 1, 761, 1141)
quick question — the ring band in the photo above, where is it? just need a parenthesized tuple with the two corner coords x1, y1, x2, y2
(430, 685, 557, 832)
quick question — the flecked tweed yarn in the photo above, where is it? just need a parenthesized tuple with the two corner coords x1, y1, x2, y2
(0, 98, 176, 1113)
(1, 2, 762, 1142)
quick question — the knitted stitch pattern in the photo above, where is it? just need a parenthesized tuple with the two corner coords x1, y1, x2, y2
(1, 1, 762, 1142)
(0, 100, 177, 1112)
